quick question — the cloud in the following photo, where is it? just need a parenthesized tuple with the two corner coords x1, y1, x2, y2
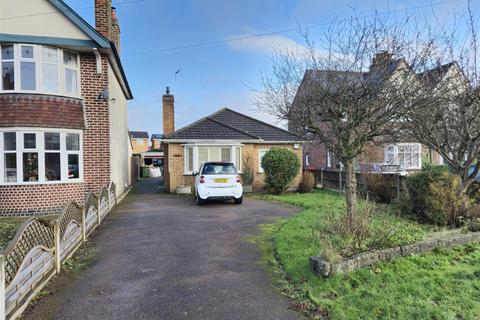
(227, 34, 308, 56)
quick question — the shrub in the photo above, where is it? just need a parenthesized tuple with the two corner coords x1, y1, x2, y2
(362, 172, 396, 203)
(242, 154, 254, 186)
(467, 181, 480, 204)
(299, 171, 315, 193)
(261, 148, 300, 194)
(403, 165, 470, 226)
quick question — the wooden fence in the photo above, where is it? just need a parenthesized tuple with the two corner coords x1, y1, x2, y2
(0, 182, 117, 320)
(311, 169, 407, 200)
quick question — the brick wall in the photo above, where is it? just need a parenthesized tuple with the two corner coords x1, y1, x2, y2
(162, 93, 174, 136)
(0, 94, 85, 129)
(0, 183, 85, 216)
(164, 143, 303, 193)
(130, 138, 149, 154)
(80, 53, 111, 193)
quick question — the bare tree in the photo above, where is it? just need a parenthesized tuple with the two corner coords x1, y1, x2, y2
(403, 3, 480, 194)
(257, 13, 432, 220)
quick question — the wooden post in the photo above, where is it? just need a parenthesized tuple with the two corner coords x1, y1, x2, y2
(339, 170, 342, 191)
(81, 207, 86, 243)
(0, 255, 6, 320)
(97, 197, 101, 226)
(320, 169, 324, 186)
(396, 173, 401, 201)
(54, 221, 61, 273)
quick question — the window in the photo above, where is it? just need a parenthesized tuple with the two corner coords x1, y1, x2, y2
(327, 150, 332, 168)
(0, 130, 82, 184)
(184, 145, 243, 173)
(258, 149, 269, 173)
(305, 154, 310, 167)
(1, 45, 14, 90)
(0, 44, 79, 97)
(384, 143, 422, 170)
(201, 163, 237, 175)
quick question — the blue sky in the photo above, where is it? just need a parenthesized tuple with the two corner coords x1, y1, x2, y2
(64, 0, 473, 135)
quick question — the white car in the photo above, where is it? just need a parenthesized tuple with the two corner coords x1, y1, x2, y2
(193, 162, 243, 205)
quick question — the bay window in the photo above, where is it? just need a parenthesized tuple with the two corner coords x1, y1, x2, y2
(0, 129, 83, 184)
(0, 44, 80, 97)
(184, 145, 242, 173)
(384, 143, 422, 170)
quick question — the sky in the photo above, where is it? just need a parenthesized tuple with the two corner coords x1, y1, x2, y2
(63, 0, 475, 136)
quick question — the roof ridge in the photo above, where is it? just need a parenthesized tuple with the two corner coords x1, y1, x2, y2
(214, 108, 302, 139)
(206, 117, 261, 139)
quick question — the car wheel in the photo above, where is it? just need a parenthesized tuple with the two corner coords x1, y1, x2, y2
(234, 196, 243, 204)
(196, 193, 205, 205)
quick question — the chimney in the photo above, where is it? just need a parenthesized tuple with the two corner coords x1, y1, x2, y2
(95, 0, 112, 40)
(163, 87, 175, 136)
(111, 7, 121, 52)
(370, 51, 394, 71)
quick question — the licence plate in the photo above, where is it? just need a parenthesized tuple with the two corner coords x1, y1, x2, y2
(214, 178, 229, 183)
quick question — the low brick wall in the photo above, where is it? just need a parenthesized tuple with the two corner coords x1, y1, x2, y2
(310, 231, 480, 277)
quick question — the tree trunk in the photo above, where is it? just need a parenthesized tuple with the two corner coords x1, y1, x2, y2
(344, 158, 357, 221)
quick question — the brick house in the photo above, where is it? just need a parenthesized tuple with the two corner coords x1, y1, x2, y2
(290, 52, 455, 173)
(129, 131, 149, 154)
(160, 89, 303, 193)
(0, 0, 133, 215)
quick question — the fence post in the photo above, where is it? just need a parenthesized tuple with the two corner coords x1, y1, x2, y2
(54, 220, 61, 273)
(81, 207, 86, 243)
(0, 255, 5, 320)
(97, 196, 101, 226)
(338, 170, 342, 191)
(320, 169, 324, 186)
(396, 173, 401, 201)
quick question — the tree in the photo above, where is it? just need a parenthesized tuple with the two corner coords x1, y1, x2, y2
(257, 13, 429, 220)
(402, 3, 480, 194)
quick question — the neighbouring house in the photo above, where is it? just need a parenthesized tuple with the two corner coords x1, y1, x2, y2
(290, 51, 456, 174)
(0, 0, 133, 215)
(151, 133, 163, 150)
(160, 89, 303, 193)
(129, 131, 149, 154)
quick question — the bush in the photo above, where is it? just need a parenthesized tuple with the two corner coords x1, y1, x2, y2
(467, 181, 480, 203)
(261, 148, 300, 194)
(362, 172, 396, 203)
(403, 165, 470, 226)
(299, 171, 315, 193)
(242, 155, 254, 186)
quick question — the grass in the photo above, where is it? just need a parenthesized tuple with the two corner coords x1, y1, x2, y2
(258, 190, 480, 319)
(0, 220, 22, 251)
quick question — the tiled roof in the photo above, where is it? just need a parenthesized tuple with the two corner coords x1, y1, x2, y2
(418, 62, 456, 86)
(166, 108, 301, 142)
(129, 131, 149, 139)
(151, 134, 164, 140)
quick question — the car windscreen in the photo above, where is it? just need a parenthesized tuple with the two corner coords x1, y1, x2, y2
(202, 163, 237, 175)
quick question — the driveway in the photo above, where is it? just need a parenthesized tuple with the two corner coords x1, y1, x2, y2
(25, 178, 303, 320)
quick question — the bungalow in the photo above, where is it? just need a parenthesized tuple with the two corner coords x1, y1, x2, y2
(160, 89, 303, 193)
(0, 0, 132, 215)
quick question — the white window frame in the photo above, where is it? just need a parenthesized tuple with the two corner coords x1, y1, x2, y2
(326, 149, 332, 168)
(258, 149, 270, 173)
(384, 143, 422, 170)
(0, 43, 80, 98)
(183, 144, 243, 174)
(305, 154, 310, 167)
(0, 128, 83, 185)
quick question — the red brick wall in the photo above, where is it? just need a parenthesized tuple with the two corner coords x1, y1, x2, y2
(80, 53, 111, 193)
(0, 183, 85, 216)
(0, 94, 85, 129)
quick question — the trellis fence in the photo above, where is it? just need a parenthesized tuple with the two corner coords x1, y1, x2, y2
(0, 182, 117, 320)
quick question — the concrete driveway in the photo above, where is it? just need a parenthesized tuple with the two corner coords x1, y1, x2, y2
(25, 178, 303, 320)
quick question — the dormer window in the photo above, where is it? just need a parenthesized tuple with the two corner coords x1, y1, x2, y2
(0, 44, 80, 97)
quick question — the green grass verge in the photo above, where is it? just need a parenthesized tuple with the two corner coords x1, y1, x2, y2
(258, 190, 480, 319)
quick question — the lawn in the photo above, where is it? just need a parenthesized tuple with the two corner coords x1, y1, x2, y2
(259, 190, 480, 319)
